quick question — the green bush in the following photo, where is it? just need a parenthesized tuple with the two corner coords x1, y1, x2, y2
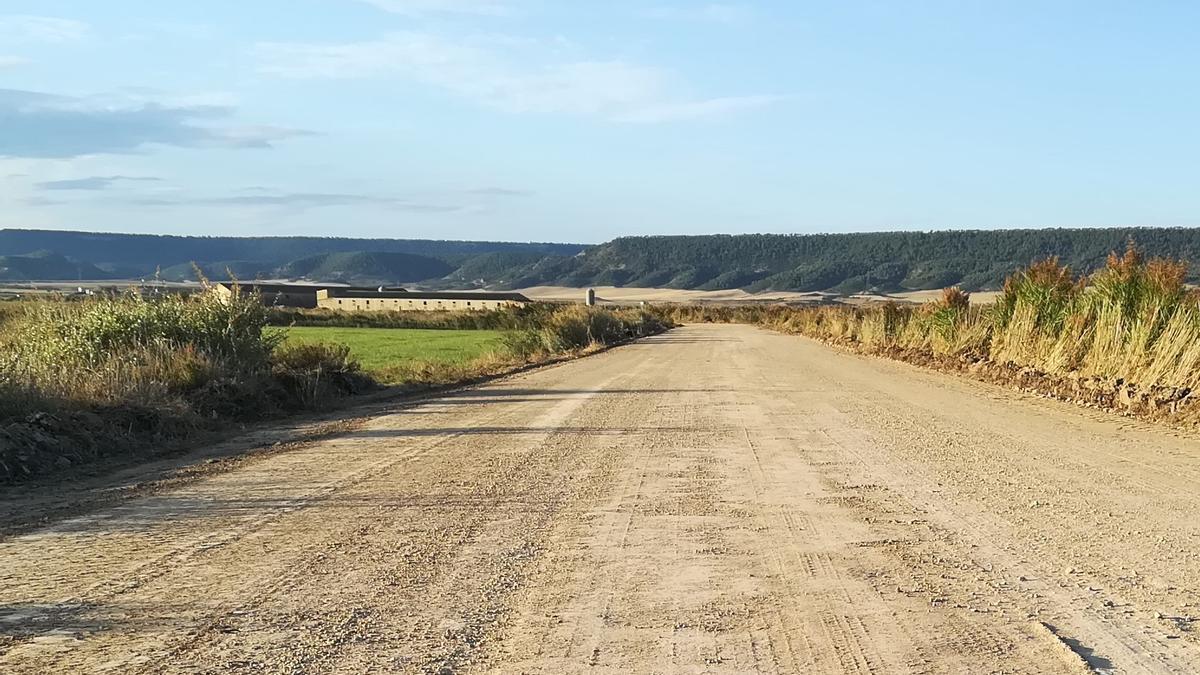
(2, 290, 279, 403)
(271, 341, 370, 408)
(0, 290, 373, 482)
(501, 306, 671, 358)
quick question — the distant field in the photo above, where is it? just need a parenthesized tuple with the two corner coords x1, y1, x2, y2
(283, 327, 508, 372)
(840, 289, 1002, 306)
(516, 285, 831, 304)
(516, 285, 1002, 306)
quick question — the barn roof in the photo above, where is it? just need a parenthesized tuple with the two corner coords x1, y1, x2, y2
(215, 283, 407, 294)
(323, 288, 530, 302)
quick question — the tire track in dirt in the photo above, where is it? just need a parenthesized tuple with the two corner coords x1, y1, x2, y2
(3, 324, 1198, 673)
(1, 349, 655, 673)
(736, 329, 1200, 673)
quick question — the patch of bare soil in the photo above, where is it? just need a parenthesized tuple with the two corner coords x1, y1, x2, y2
(2, 325, 1197, 673)
(517, 285, 831, 304)
(0, 340, 648, 537)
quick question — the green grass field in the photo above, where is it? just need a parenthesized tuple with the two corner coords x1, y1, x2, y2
(282, 327, 509, 372)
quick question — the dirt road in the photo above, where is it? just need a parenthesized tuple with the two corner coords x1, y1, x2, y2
(3, 324, 1199, 673)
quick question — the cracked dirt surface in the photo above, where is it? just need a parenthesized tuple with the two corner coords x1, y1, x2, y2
(1, 324, 1198, 673)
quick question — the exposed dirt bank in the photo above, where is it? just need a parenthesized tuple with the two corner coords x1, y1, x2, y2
(815, 337, 1198, 429)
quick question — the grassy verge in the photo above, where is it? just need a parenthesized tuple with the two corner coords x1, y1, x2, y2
(268, 304, 557, 330)
(1, 299, 671, 483)
(284, 327, 509, 375)
(653, 243, 1200, 425)
(0, 292, 370, 482)
(282, 305, 672, 388)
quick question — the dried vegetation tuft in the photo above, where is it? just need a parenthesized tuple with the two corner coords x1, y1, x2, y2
(654, 242, 1200, 424)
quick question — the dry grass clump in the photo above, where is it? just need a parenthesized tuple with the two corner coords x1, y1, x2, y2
(267, 304, 555, 331)
(983, 242, 1200, 391)
(0, 293, 671, 481)
(0, 290, 368, 481)
(651, 242, 1200, 418)
(372, 350, 519, 390)
(314, 305, 671, 390)
(3, 291, 279, 405)
(0, 300, 26, 334)
(503, 305, 671, 360)
(270, 341, 365, 408)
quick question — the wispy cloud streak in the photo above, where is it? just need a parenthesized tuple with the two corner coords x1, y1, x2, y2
(256, 31, 782, 123)
(0, 89, 313, 158)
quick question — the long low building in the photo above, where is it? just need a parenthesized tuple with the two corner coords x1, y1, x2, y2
(210, 282, 330, 308)
(210, 282, 409, 309)
(317, 288, 531, 312)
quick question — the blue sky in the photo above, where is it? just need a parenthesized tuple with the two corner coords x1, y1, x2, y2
(1, 1, 1198, 243)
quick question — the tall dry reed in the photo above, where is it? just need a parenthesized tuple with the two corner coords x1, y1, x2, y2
(651, 242, 1200, 398)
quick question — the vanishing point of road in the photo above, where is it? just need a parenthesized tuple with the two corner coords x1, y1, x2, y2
(2, 324, 1198, 673)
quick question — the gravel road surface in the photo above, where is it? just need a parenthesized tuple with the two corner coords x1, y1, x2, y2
(2, 324, 1198, 673)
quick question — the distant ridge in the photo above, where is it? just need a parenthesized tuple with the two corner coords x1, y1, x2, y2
(2, 227, 1198, 292)
(0, 250, 110, 281)
(0, 229, 586, 269)
(523, 228, 1200, 293)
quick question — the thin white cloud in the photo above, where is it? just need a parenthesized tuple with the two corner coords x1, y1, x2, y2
(36, 175, 162, 191)
(468, 187, 531, 196)
(0, 89, 314, 158)
(641, 4, 754, 25)
(256, 32, 781, 123)
(23, 196, 68, 207)
(130, 191, 466, 212)
(0, 15, 89, 43)
(354, 0, 510, 16)
(614, 95, 786, 124)
(207, 125, 317, 148)
(0, 56, 30, 68)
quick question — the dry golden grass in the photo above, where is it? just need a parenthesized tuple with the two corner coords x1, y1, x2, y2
(653, 243, 1200, 403)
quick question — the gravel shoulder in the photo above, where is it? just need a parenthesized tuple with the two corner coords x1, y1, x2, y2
(2, 324, 1197, 673)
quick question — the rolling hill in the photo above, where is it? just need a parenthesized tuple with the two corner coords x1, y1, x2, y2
(159, 253, 455, 285)
(0, 251, 112, 281)
(277, 251, 453, 283)
(0, 230, 584, 272)
(3, 227, 1200, 292)
(479, 228, 1200, 292)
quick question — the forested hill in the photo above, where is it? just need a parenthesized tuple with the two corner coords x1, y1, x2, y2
(2, 227, 1200, 291)
(488, 228, 1200, 292)
(0, 230, 585, 269)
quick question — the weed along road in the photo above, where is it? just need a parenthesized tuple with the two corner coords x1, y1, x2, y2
(4, 324, 1200, 673)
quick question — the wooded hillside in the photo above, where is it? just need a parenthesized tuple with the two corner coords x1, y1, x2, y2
(3, 227, 1199, 292)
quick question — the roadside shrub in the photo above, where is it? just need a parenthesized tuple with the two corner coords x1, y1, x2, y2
(2, 292, 274, 404)
(0, 289, 675, 481)
(267, 303, 559, 331)
(992, 257, 1079, 331)
(0, 290, 374, 482)
(655, 242, 1200, 415)
(539, 306, 596, 351)
(929, 287, 970, 339)
(272, 340, 356, 372)
(271, 341, 371, 408)
(1079, 244, 1193, 383)
(0, 299, 27, 334)
(501, 306, 671, 359)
